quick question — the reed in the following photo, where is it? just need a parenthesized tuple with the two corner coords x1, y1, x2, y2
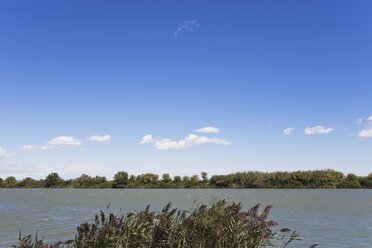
(13, 200, 302, 248)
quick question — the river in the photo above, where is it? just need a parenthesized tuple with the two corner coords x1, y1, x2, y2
(0, 188, 371, 247)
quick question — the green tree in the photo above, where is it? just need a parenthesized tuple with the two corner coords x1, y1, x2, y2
(45, 173, 63, 188)
(141, 173, 159, 184)
(201, 172, 208, 182)
(73, 174, 92, 188)
(190, 175, 199, 184)
(92, 176, 107, 186)
(129, 174, 136, 182)
(182, 176, 190, 182)
(344, 173, 361, 188)
(113, 171, 129, 188)
(173, 176, 181, 183)
(18, 177, 36, 188)
(0, 177, 3, 187)
(4, 176, 17, 188)
(162, 173, 172, 183)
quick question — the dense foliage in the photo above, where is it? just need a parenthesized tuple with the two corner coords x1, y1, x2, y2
(1, 169, 371, 189)
(13, 200, 302, 248)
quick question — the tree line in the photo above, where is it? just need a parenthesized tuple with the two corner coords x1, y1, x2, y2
(0, 169, 371, 189)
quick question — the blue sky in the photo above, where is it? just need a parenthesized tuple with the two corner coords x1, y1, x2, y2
(0, 0, 371, 179)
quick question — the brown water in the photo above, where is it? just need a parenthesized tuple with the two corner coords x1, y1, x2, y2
(0, 188, 371, 247)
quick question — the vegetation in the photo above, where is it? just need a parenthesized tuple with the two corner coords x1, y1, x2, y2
(13, 200, 303, 248)
(1, 169, 371, 189)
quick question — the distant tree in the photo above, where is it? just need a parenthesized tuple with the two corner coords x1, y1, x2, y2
(4, 176, 17, 188)
(173, 176, 181, 183)
(344, 173, 361, 188)
(113, 171, 129, 188)
(0, 177, 3, 187)
(74, 174, 92, 188)
(162, 173, 172, 183)
(129, 174, 136, 182)
(182, 176, 190, 182)
(141, 173, 159, 184)
(201, 172, 208, 182)
(92, 176, 107, 185)
(18, 177, 36, 188)
(190, 175, 199, 184)
(45, 173, 63, 188)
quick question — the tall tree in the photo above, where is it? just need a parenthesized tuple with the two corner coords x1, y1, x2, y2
(201, 172, 208, 182)
(162, 173, 172, 183)
(45, 173, 63, 188)
(113, 171, 129, 188)
(4, 176, 16, 188)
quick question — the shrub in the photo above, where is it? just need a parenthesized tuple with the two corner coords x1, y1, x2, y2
(13, 201, 302, 248)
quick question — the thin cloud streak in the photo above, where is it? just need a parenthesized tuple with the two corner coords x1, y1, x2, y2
(304, 126, 334, 135)
(174, 20, 199, 37)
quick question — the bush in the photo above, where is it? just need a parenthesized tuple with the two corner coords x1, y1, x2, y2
(13, 201, 302, 248)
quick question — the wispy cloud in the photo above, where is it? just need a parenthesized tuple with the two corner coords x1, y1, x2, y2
(17, 144, 54, 152)
(89, 135, 111, 143)
(304, 126, 334, 135)
(0, 163, 53, 179)
(18, 145, 36, 152)
(0, 147, 15, 158)
(195, 126, 220, 134)
(283, 127, 295, 136)
(59, 164, 114, 179)
(368, 116, 372, 121)
(174, 20, 199, 37)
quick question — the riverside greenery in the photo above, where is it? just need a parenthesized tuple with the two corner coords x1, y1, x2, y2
(1, 169, 371, 189)
(13, 200, 303, 248)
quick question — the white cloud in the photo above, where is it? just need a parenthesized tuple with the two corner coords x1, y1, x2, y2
(358, 128, 372, 138)
(139, 134, 153, 145)
(357, 118, 363, 125)
(368, 116, 372, 121)
(89, 135, 111, 143)
(140, 134, 230, 150)
(18, 145, 36, 152)
(195, 126, 220, 134)
(47, 136, 81, 147)
(283, 128, 295, 136)
(174, 20, 199, 37)
(0, 147, 15, 158)
(304, 126, 334, 135)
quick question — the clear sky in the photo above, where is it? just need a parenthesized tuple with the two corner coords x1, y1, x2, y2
(1, 0, 371, 179)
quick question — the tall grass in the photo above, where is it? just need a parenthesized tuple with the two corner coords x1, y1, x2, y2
(13, 200, 303, 248)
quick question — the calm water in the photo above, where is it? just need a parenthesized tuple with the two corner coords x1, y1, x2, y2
(0, 189, 371, 247)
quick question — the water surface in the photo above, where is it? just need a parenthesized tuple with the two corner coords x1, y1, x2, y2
(0, 189, 371, 247)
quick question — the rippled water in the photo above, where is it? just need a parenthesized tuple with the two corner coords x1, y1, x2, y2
(0, 189, 371, 247)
